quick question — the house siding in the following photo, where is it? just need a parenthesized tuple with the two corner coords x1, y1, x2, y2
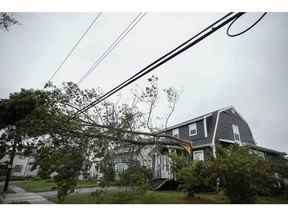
(215, 109, 256, 145)
(166, 117, 214, 147)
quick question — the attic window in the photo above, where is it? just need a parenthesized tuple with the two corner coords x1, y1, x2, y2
(172, 128, 179, 138)
(232, 124, 241, 144)
(189, 123, 197, 136)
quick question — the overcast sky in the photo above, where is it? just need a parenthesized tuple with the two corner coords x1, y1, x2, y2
(1, 12, 288, 153)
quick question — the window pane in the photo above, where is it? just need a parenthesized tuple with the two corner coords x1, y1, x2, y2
(189, 123, 197, 136)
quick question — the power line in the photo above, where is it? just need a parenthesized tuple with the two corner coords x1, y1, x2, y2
(77, 12, 147, 85)
(70, 12, 241, 119)
(72, 12, 268, 120)
(226, 12, 267, 37)
(46, 12, 103, 85)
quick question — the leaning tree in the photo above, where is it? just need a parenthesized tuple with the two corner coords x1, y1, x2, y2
(2, 76, 187, 201)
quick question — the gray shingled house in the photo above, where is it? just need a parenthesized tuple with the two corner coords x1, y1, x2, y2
(163, 106, 285, 160)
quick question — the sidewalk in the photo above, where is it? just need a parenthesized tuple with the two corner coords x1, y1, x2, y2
(2, 185, 54, 204)
(2, 185, 128, 203)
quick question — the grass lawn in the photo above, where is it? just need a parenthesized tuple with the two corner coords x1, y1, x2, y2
(50, 191, 219, 204)
(256, 196, 288, 204)
(49, 190, 288, 204)
(13, 179, 99, 193)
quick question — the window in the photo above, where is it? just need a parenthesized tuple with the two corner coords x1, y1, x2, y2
(18, 155, 25, 160)
(115, 163, 128, 173)
(13, 164, 23, 173)
(189, 123, 197, 136)
(232, 124, 241, 144)
(193, 150, 204, 161)
(172, 128, 179, 137)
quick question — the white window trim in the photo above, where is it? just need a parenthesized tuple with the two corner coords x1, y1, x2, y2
(189, 123, 197, 136)
(232, 124, 241, 144)
(172, 128, 179, 137)
(193, 150, 204, 161)
(203, 117, 208, 138)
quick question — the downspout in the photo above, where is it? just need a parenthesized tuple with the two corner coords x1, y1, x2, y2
(212, 111, 221, 158)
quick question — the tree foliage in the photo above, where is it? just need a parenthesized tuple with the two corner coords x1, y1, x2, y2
(171, 145, 288, 203)
(33, 78, 181, 200)
(0, 89, 51, 160)
(117, 165, 152, 195)
(171, 153, 217, 197)
(214, 146, 279, 203)
(0, 12, 18, 31)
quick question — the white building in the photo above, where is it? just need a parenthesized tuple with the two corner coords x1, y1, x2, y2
(0, 154, 39, 177)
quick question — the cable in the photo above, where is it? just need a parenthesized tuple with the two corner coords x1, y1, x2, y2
(70, 12, 242, 119)
(71, 12, 242, 119)
(226, 12, 267, 37)
(77, 12, 147, 85)
(46, 12, 103, 85)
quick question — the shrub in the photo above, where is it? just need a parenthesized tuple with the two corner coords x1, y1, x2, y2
(117, 165, 152, 195)
(215, 146, 275, 203)
(174, 160, 217, 197)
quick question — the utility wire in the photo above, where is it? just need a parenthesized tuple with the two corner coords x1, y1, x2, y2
(77, 12, 147, 85)
(71, 12, 268, 120)
(226, 12, 267, 37)
(46, 12, 103, 85)
(70, 12, 240, 119)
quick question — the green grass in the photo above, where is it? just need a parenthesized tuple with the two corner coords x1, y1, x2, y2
(13, 179, 99, 193)
(256, 196, 288, 204)
(50, 190, 218, 204)
(49, 190, 288, 204)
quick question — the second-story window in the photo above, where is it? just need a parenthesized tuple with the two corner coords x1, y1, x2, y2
(172, 128, 179, 137)
(189, 123, 197, 136)
(232, 124, 241, 143)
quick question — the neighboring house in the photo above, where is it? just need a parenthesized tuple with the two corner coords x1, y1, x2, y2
(0, 153, 38, 177)
(112, 105, 287, 181)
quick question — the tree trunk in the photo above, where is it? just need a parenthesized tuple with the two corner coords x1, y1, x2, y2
(3, 140, 16, 193)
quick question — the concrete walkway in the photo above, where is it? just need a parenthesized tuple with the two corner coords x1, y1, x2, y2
(2, 185, 54, 204)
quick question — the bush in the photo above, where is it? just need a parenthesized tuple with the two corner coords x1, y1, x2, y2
(117, 165, 152, 195)
(174, 160, 217, 197)
(215, 146, 275, 203)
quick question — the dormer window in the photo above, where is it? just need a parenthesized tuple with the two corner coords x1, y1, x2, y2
(172, 128, 179, 138)
(232, 124, 241, 144)
(189, 123, 197, 136)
